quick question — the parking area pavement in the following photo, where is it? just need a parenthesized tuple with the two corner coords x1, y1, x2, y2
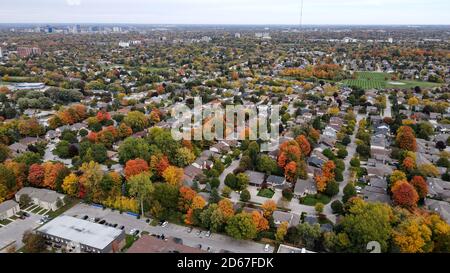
(0, 213, 42, 252)
(64, 203, 274, 253)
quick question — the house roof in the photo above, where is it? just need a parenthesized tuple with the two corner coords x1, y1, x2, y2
(294, 178, 317, 195)
(16, 187, 64, 203)
(0, 200, 19, 213)
(244, 171, 265, 185)
(127, 235, 205, 253)
(266, 175, 285, 185)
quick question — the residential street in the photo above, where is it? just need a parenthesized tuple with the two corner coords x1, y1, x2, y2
(63, 203, 274, 253)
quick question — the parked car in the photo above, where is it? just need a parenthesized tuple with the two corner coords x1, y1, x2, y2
(23, 212, 30, 217)
(161, 221, 168, 228)
(120, 225, 125, 230)
(205, 231, 211, 237)
(82, 215, 89, 220)
(112, 223, 118, 228)
(187, 227, 193, 233)
(99, 219, 106, 224)
(264, 244, 270, 252)
(196, 230, 202, 236)
(145, 219, 150, 223)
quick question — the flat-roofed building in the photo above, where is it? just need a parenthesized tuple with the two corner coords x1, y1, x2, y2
(37, 215, 125, 253)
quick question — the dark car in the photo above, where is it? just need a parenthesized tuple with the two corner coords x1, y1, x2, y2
(94, 218, 101, 222)
(82, 215, 89, 220)
(145, 219, 150, 223)
(112, 224, 118, 228)
(99, 220, 106, 224)
(120, 226, 125, 230)
(133, 230, 140, 236)
(23, 212, 30, 217)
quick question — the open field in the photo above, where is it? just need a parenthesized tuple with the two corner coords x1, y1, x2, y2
(341, 72, 442, 90)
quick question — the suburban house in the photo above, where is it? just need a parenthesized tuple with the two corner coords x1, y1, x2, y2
(245, 170, 265, 187)
(15, 187, 65, 211)
(0, 200, 20, 220)
(266, 175, 287, 189)
(294, 178, 317, 198)
(272, 210, 300, 227)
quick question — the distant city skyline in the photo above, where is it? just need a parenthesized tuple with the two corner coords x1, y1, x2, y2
(0, 0, 449, 25)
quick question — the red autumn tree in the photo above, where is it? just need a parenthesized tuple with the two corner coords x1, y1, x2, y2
(409, 176, 428, 199)
(96, 110, 111, 123)
(124, 158, 149, 179)
(28, 164, 45, 187)
(295, 135, 311, 157)
(87, 132, 98, 143)
(392, 180, 419, 209)
(396, 126, 417, 152)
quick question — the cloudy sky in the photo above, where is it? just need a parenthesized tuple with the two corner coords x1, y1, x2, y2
(0, 0, 448, 25)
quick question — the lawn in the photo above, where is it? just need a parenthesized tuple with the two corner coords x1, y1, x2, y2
(257, 188, 275, 198)
(300, 194, 331, 206)
(46, 198, 80, 219)
(121, 235, 138, 252)
(0, 219, 13, 226)
(30, 207, 42, 214)
(341, 71, 441, 90)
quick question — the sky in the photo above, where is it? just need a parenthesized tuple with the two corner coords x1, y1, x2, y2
(0, 0, 449, 25)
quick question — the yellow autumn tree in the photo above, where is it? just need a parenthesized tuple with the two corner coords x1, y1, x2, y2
(162, 166, 184, 186)
(62, 173, 79, 196)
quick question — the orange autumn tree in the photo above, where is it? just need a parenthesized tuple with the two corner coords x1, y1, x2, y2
(296, 135, 311, 156)
(402, 157, 416, 171)
(150, 154, 170, 176)
(277, 140, 302, 168)
(392, 180, 419, 209)
(410, 176, 428, 200)
(96, 110, 111, 123)
(284, 161, 298, 182)
(124, 158, 149, 179)
(262, 200, 277, 218)
(251, 211, 269, 232)
(42, 162, 66, 189)
(178, 186, 197, 213)
(3, 160, 27, 188)
(396, 126, 417, 152)
(218, 199, 235, 220)
(315, 160, 336, 192)
(185, 195, 206, 225)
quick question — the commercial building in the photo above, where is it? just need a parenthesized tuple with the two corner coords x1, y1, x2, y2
(37, 215, 125, 253)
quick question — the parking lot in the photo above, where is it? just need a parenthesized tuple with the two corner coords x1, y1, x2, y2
(64, 203, 275, 253)
(0, 213, 42, 252)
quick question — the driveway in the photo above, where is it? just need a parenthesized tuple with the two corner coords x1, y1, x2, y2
(64, 203, 274, 253)
(0, 214, 42, 252)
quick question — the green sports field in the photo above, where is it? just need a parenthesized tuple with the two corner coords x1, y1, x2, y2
(341, 72, 441, 90)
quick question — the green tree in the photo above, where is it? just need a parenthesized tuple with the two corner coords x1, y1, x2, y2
(128, 172, 154, 217)
(343, 183, 357, 203)
(225, 213, 258, 240)
(118, 137, 151, 164)
(240, 189, 251, 202)
(297, 223, 322, 249)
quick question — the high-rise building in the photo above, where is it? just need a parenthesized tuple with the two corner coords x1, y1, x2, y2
(17, 47, 42, 58)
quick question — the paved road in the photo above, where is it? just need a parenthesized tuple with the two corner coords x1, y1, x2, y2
(383, 94, 392, 118)
(64, 203, 274, 253)
(219, 158, 240, 190)
(324, 113, 365, 215)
